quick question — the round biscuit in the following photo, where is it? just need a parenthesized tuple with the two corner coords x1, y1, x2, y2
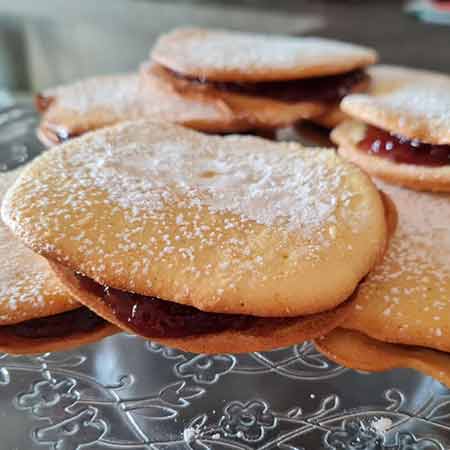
(3, 121, 387, 317)
(338, 181, 450, 352)
(48, 189, 394, 355)
(37, 72, 249, 146)
(151, 27, 377, 82)
(332, 120, 450, 192)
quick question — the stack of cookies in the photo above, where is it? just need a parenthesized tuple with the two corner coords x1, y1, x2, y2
(315, 180, 450, 385)
(0, 170, 117, 354)
(0, 27, 448, 389)
(333, 64, 450, 192)
(315, 64, 450, 384)
(35, 27, 377, 145)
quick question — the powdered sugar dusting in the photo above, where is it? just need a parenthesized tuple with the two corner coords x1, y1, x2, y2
(367, 65, 449, 96)
(89, 134, 349, 232)
(44, 74, 141, 115)
(41, 72, 232, 136)
(3, 121, 384, 315)
(152, 28, 376, 80)
(349, 181, 450, 349)
(343, 66, 450, 143)
(0, 170, 76, 325)
(365, 83, 450, 138)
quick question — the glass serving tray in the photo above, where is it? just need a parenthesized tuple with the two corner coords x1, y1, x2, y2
(1, 101, 450, 450)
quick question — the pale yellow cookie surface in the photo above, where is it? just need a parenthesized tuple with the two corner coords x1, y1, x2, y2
(0, 170, 79, 325)
(332, 120, 450, 192)
(341, 65, 450, 144)
(315, 329, 450, 388)
(0, 171, 117, 353)
(37, 72, 246, 146)
(339, 181, 450, 351)
(3, 121, 387, 317)
(151, 27, 377, 82)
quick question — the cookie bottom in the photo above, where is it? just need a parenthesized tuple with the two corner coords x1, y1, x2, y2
(0, 307, 118, 355)
(315, 328, 450, 387)
(51, 262, 356, 354)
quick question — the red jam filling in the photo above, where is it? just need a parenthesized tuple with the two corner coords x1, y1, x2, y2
(4, 307, 105, 339)
(358, 125, 450, 167)
(76, 274, 295, 339)
(167, 68, 368, 103)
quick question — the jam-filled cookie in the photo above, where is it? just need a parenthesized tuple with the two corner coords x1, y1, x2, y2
(36, 73, 245, 146)
(341, 182, 450, 352)
(315, 181, 450, 381)
(332, 65, 450, 192)
(315, 329, 450, 388)
(147, 27, 377, 129)
(0, 170, 117, 354)
(3, 121, 389, 353)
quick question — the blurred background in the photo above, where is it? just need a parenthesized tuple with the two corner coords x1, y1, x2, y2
(0, 0, 449, 95)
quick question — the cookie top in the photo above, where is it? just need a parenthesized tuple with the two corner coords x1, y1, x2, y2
(3, 121, 387, 317)
(341, 65, 450, 144)
(37, 72, 241, 144)
(344, 181, 450, 351)
(0, 170, 78, 325)
(151, 27, 377, 82)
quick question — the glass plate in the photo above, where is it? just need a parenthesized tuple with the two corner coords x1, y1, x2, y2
(1, 102, 450, 450)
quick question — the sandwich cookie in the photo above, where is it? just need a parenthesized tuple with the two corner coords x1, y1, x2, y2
(0, 170, 117, 354)
(36, 73, 244, 147)
(50, 189, 394, 355)
(342, 182, 450, 352)
(316, 182, 450, 382)
(3, 121, 388, 353)
(332, 65, 450, 192)
(147, 27, 377, 129)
